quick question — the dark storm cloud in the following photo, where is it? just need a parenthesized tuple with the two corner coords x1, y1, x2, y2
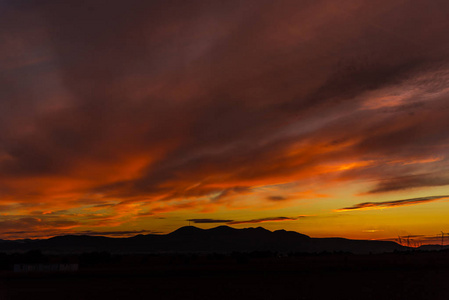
(336, 195, 449, 211)
(2, 0, 449, 235)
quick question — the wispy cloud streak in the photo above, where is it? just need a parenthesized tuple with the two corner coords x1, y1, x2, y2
(336, 195, 449, 211)
(228, 216, 306, 225)
(187, 218, 234, 224)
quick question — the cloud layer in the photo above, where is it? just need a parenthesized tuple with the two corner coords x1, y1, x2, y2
(2, 0, 449, 237)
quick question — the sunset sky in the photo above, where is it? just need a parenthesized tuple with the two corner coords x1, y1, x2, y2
(2, 0, 449, 244)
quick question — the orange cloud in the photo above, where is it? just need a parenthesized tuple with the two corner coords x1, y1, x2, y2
(2, 0, 449, 238)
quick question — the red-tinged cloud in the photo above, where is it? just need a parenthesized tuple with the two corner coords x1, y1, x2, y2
(336, 195, 449, 212)
(0, 216, 80, 239)
(2, 0, 449, 237)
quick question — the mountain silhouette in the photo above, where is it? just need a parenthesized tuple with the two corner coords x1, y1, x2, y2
(0, 226, 405, 254)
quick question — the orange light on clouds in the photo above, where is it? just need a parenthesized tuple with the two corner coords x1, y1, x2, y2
(1, 0, 449, 243)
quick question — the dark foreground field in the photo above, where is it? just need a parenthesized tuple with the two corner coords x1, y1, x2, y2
(1, 251, 449, 300)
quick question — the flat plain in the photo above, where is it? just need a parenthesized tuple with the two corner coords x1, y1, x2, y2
(1, 251, 449, 300)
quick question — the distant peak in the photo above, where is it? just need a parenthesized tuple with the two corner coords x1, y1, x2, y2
(245, 226, 271, 232)
(169, 226, 204, 235)
(256, 226, 269, 230)
(177, 225, 202, 230)
(214, 225, 233, 229)
(208, 225, 237, 232)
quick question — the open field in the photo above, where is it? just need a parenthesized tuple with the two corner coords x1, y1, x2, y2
(1, 251, 449, 300)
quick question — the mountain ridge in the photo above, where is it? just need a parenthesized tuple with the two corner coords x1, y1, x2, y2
(0, 225, 406, 254)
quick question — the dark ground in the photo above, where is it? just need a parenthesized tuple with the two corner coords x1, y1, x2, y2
(1, 251, 449, 300)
